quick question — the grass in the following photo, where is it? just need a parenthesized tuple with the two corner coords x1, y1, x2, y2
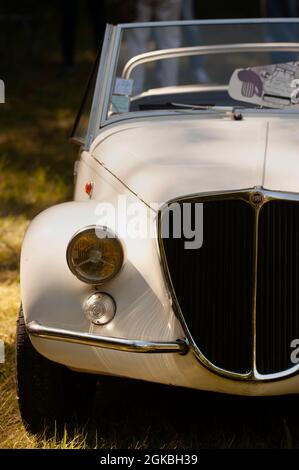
(1, 8, 299, 449)
(0, 7, 92, 446)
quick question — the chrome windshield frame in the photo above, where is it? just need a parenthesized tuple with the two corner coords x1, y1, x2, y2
(77, 18, 299, 143)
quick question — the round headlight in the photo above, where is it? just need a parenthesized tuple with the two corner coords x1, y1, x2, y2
(66, 226, 124, 284)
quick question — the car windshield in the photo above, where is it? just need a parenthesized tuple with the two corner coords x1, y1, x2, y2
(107, 20, 299, 120)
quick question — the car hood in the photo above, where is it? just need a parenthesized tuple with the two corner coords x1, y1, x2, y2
(92, 115, 299, 207)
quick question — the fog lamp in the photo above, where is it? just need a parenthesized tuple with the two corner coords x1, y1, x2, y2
(83, 292, 116, 325)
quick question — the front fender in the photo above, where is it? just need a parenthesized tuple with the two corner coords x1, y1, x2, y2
(21, 201, 183, 346)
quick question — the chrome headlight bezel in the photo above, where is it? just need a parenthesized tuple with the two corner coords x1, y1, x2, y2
(66, 225, 124, 285)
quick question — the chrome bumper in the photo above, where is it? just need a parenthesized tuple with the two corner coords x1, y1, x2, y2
(27, 321, 188, 355)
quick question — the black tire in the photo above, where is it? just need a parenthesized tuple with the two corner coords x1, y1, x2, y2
(16, 307, 97, 435)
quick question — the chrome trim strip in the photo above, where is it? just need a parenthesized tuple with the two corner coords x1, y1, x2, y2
(157, 188, 299, 382)
(85, 24, 114, 148)
(252, 199, 261, 379)
(27, 321, 188, 355)
(119, 19, 299, 29)
(100, 25, 122, 130)
(122, 43, 299, 79)
(131, 85, 229, 101)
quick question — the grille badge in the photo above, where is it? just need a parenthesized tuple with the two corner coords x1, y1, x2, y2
(250, 191, 264, 206)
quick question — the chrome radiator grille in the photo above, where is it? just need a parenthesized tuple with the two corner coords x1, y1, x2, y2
(159, 191, 299, 380)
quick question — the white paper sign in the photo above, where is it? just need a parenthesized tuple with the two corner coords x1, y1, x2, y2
(114, 78, 133, 96)
(111, 94, 130, 113)
(229, 62, 299, 108)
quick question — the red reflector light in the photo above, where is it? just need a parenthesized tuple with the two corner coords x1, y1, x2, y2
(85, 182, 92, 195)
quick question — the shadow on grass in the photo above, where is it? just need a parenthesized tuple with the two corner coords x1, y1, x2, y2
(39, 375, 299, 449)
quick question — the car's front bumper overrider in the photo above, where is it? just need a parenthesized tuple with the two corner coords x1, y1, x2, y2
(27, 321, 189, 354)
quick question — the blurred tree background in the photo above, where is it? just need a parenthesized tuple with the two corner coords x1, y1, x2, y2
(0, 0, 263, 76)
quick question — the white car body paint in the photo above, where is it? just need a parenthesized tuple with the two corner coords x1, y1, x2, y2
(21, 111, 299, 396)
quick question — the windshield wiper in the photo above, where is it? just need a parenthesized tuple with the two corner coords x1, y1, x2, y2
(138, 101, 243, 120)
(170, 102, 243, 120)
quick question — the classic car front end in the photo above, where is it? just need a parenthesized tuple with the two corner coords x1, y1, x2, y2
(16, 19, 299, 432)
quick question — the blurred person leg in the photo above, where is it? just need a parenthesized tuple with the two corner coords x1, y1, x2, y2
(265, 0, 298, 63)
(61, 0, 78, 73)
(265, 0, 297, 17)
(154, 0, 182, 87)
(126, 0, 152, 94)
(181, 0, 208, 83)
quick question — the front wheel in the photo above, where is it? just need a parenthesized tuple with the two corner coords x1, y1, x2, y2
(16, 307, 97, 434)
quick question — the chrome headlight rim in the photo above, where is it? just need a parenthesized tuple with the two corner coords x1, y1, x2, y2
(66, 225, 124, 285)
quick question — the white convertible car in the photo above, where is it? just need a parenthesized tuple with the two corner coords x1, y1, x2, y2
(17, 19, 299, 432)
